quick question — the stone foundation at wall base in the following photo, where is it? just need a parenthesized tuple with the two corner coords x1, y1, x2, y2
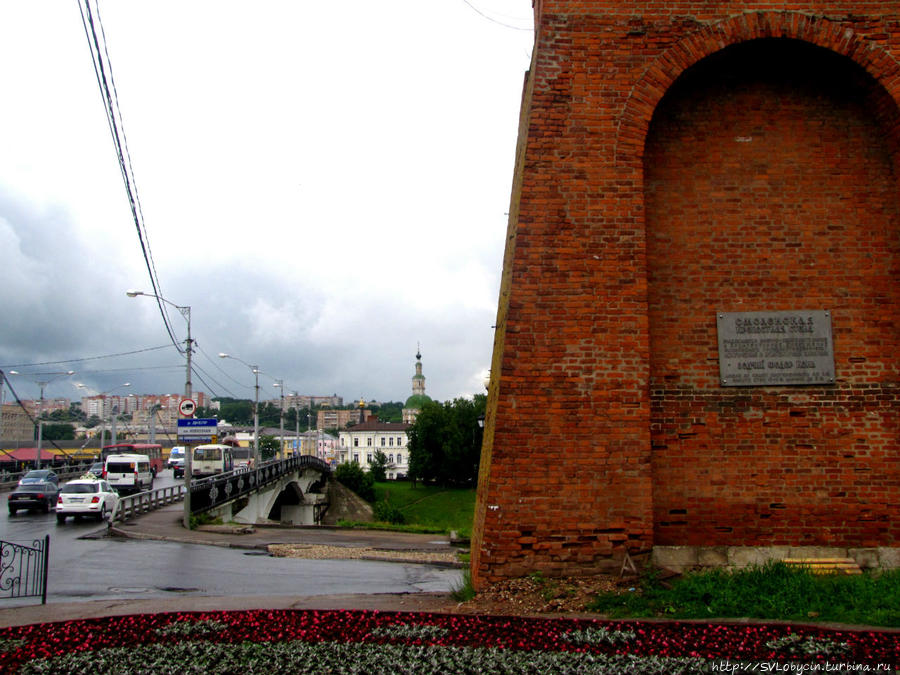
(652, 546, 900, 573)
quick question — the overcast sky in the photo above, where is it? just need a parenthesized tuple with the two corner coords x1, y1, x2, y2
(0, 2, 534, 407)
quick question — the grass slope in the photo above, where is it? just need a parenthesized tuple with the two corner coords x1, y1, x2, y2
(589, 562, 900, 627)
(372, 482, 476, 536)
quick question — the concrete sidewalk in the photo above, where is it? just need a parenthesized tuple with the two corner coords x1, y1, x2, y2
(108, 501, 461, 553)
(0, 503, 464, 628)
(0, 592, 462, 629)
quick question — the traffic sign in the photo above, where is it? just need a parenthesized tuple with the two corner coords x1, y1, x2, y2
(177, 417, 217, 440)
(179, 398, 197, 417)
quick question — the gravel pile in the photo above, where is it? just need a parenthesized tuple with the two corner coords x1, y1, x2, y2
(268, 543, 461, 565)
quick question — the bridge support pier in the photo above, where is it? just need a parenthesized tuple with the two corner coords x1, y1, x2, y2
(223, 468, 326, 526)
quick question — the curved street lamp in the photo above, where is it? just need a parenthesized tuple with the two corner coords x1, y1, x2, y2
(218, 353, 259, 467)
(10, 370, 76, 416)
(10, 370, 75, 468)
(127, 290, 195, 529)
(126, 290, 192, 400)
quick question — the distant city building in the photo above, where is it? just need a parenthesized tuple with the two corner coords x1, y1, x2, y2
(317, 408, 371, 430)
(275, 394, 343, 410)
(338, 415, 410, 479)
(80, 394, 138, 419)
(0, 403, 35, 442)
(402, 348, 432, 423)
(80, 392, 207, 423)
(293, 430, 337, 463)
(36, 398, 71, 415)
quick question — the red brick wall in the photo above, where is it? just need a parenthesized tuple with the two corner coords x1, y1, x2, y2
(646, 38, 900, 547)
(471, 2, 900, 588)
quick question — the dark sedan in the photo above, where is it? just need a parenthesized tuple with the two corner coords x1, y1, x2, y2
(8, 481, 59, 514)
(18, 469, 59, 487)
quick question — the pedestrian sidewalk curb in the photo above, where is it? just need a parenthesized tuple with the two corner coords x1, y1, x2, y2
(108, 524, 268, 551)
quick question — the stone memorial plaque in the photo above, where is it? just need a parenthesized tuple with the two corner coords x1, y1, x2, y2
(716, 310, 835, 386)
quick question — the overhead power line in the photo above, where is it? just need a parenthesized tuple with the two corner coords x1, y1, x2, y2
(460, 0, 533, 30)
(2, 345, 174, 371)
(76, 0, 182, 352)
(0, 370, 75, 458)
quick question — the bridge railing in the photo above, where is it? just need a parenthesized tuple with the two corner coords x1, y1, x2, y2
(190, 455, 331, 514)
(111, 484, 185, 524)
(109, 455, 331, 522)
(0, 535, 49, 604)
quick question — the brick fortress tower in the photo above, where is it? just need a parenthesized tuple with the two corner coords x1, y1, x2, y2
(471, 0, 900, 588)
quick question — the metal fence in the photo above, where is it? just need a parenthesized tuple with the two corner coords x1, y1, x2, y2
(0, 535, 49, 604)
(111, 485, 184, 524)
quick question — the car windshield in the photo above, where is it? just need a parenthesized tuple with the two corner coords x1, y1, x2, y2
(15, 485, 48, 493)
(62, 483, 99, 494)
(107, 462, 135, 473)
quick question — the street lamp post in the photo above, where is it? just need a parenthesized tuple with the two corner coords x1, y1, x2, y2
(273, 380, 284, 460)
(126, 291, 192, 399)
(218, 353, 259, 467)
(10, 370, 75, 468)
(148, 404, 166, 444)
(127, 290, 193, 528)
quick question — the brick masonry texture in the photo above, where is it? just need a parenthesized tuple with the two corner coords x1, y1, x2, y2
(470, 1, 900, 588)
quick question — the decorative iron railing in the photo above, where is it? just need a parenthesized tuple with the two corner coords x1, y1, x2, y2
(108, 456, 332, 523)
(0, 535, 49, 604)
(189, 455, 331, 514)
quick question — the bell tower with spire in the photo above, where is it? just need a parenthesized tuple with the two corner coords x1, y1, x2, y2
(403, 344, 431, 423)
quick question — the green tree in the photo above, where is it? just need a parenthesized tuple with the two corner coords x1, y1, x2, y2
(41, 423, 76, 441)
(370, 450, 388, 482)
(46, 406, 84, 423)
(258, 434, 279, 461)
(407, 394, 486, 486)
(375, 401, 404, 423)
(211, 398, 254, 426)
(334, 461, 375, 501)
(258, 402, 282, 427)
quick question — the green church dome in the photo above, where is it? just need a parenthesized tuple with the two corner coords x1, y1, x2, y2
(404, 394, 432, 409)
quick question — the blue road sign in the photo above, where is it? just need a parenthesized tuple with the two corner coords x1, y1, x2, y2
(177, 418, 217, 440)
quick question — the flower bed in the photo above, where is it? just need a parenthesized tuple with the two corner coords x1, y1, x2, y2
(0, 610, 897, 673)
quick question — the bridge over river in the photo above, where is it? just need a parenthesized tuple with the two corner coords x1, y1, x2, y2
(112, 455, 333, 526)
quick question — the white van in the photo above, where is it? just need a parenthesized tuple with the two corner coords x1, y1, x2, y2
(105, 453, 154, 494)
(168, 446, 186, 478)
(167, 446, 186, 469)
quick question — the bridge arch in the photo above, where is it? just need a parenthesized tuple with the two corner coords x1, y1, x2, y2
(190, 456, 331, 526)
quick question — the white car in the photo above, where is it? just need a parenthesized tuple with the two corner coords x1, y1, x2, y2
(56, 478, 119, 523)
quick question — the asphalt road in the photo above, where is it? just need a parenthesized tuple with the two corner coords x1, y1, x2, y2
(0, 469, 461, 609)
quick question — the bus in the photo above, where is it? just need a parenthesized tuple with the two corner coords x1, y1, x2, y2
(101, 443, 164, 476)
(230, 447, 252, 471)
(222, 437, 252, 471)
(191, 444, 234, 478)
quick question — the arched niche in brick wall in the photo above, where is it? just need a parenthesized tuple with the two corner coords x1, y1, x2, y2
(617, 12, 900, 170)
(643, 37, 900, 547)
